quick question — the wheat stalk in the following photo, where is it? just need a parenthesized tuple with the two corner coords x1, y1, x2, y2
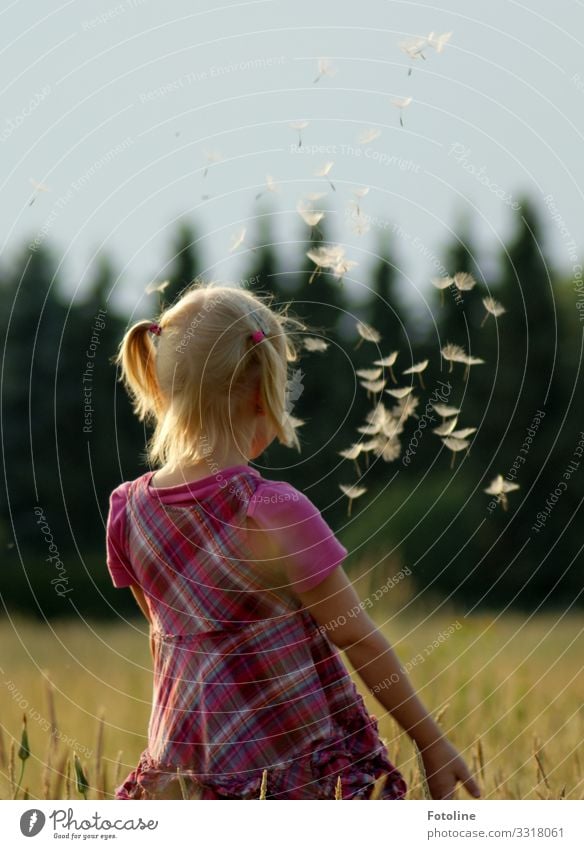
(64, 758, 71, 799)
(175, 766, 189, 799)
(258, 768, 268, 799)
(413, 741, 432, 799)
(335, 775, 342, 799)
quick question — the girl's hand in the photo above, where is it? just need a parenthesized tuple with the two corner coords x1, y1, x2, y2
(419, 737, 481, 800)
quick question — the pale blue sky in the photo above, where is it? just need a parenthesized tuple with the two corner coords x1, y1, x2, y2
(1, 0, 583, 323)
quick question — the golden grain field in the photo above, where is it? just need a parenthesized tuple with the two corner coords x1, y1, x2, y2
(1, 607, 583, 800)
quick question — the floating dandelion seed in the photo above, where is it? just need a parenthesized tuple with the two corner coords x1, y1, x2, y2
(315, 160, 336, 191)
(296, 198, 325, 229)
(145, 279, 170, 295)
(255, 174, 278, 201)
(339, 444, 363, 460)
(432, 402, 460, 418)
(357, 367, 383, 381)
(481, 296, 506, 326)
(353, 186, 370, 199)
(314, 57, 337, 83)
(360, 378, 386, 394)
(289, 120, 309, 148)
(331, 257, 358, 280)
(399, 35, 429, 75)
(442, 435, 470, 468)
(339, 444, 363, 475)
(431, 275, 454, 306)
(374, 351, 399, 383)
(461, 353, 485, 380)
(373, 435, 402, 462)
(229, 227, 246, 253)
(391, 96, 412, 128)
(306, 244, 350, 283)
(385, 386, 413, 399)
(484, 474, 520, 511)
(305, 191, 327, 201)
(451, 426, 477, 440)
(355, 320, 381, 348)
(427, 31, 453, 53)
(402, 358, 429, 389)
(440, 342, 468, 371)
(433, 416, 458, 436)
(452, 271, 477, 292)
(392, 394, 419, 422)
(303, 336, 329, 352)
(28, 177, 50, 206)
(357, 423, 380, 436)
(339, 483, 367, 517)
(202, 149, 222, 178)
(349, 206, 370, 236)
(358, 128, 382, 144)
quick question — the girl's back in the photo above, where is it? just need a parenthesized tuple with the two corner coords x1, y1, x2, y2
(107, 463, 407, 800)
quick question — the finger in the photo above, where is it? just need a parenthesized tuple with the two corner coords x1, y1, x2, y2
(458, 769, 481, 798)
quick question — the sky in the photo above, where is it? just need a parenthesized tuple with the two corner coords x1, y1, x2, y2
(1, 0, 583, 326)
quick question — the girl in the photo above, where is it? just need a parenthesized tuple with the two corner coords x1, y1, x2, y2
(106, 280, 480, 801)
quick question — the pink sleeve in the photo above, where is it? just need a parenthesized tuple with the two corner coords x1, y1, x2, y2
(247, 481, 348, 593)
(106, 483, 135, 588)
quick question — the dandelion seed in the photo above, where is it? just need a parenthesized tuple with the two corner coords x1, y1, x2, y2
(229, 227, 246, 253)
(442, 435, 470, 468)
(305, 191, 327, 201)
(28, 177, 50, 206)
(374, 350, 399, 383)
(145, 279, 170, 295)
(427, 31, 453, 53)
(303, 336, 329, 352)
(357, 423, 380, 435)
(289, 120, 309, 148)
(339, 444, 363, 460)
(360, 377, 386, 393)
(431, 274, 454, 306)
(432, 402, 460, 418)
(392, 394, 419, 423)
(255, 174, 279, 200)
(314, 57, 337, 83)
(440, 342, 468, 372)
(358, 128, 381, 144)
(349, 207, 370, 236)
(402, 358, 429, 388)
(481, 296, 506, 327)
(452, 271, 477, 292)
(353, 186, 370, 199)
(331, 257, 358, 280)
(315, 160, 336, 191)
(339, 482, 367, 517)
(484, 474, 520, 511)
(357, 367, 383, 380)
(399, 35, 429, 75)
(450, 426, 477, 439)
(385, 385, 413, 399)
(297, 198, 325, 228)
(373, 435, 401, 462)
(202, 149, 222, 178)
(355, 319, 381, 349)
(461, 353, 485, 380)
(433, 416, 458, 436)
(391, 96, 412, 128)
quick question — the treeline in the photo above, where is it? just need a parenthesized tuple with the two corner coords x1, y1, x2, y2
(1, 196, 582, 619)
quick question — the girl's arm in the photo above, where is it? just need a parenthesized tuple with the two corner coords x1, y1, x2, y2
(294, 566, 481, 800)
(129, 584, 155, 660)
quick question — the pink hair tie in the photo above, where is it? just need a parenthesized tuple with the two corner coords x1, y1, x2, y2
(148, 323, 162, 336)
(250, 328, 265, 344)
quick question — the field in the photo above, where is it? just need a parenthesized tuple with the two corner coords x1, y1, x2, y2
(1, 606, 583, 800)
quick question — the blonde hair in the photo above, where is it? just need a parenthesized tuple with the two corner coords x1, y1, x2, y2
(113, 280, 307, 470)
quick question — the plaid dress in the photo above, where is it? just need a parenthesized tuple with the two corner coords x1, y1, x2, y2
(106, 465, 407, 800)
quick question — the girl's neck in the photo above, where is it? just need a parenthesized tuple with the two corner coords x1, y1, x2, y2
(152, 452, 250, 487)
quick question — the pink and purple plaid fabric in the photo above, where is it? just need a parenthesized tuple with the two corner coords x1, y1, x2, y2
(105, 465, 407, 800)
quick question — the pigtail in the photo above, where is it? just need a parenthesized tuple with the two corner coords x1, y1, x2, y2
(113, 319, 165, 422)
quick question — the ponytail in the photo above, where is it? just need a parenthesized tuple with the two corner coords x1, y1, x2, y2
(113, 319, 165, 422)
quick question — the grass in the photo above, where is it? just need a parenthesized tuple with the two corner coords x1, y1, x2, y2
(0, 607, 582, 800)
